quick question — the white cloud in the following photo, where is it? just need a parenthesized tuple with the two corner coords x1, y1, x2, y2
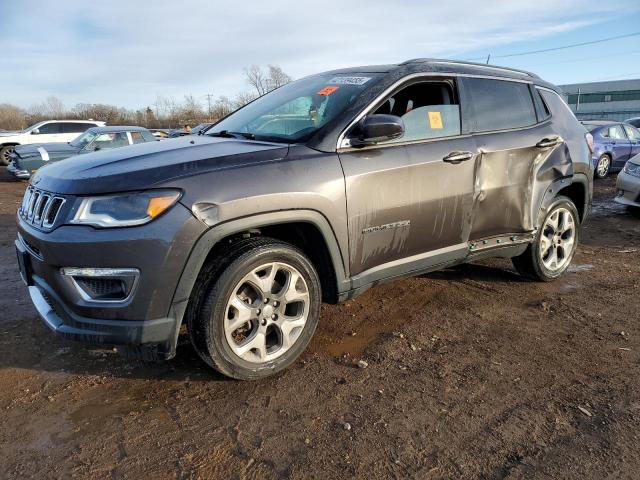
(0, 0, 636, 109)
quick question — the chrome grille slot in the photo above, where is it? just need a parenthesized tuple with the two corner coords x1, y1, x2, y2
(19, 187, 65, 229)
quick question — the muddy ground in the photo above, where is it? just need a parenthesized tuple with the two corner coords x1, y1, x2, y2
(1, 170, 639, 480)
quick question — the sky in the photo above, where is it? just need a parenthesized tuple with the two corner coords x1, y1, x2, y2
(1, 0, 640, 111)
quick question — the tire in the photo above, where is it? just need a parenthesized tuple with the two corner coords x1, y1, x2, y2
(512, 196, 579, 282)
(627, 206, 640, 219)
(187, 237, 321, 380)
(0, 145, 16, 166)
(594, 154, 611, 179)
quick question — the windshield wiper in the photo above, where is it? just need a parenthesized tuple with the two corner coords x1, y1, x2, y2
(209, 130, 257, 140)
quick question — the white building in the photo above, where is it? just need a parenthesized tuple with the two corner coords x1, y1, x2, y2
(559, 79, 640, 121)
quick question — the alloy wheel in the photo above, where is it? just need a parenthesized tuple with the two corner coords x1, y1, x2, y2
(597, 156, 610, 178)
(223, 262, 310, 363)
(539, 207, 576, 272)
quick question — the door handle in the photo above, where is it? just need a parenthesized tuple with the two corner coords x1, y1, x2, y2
(443, 151, 474, 164)
(536, 136, 562, 148)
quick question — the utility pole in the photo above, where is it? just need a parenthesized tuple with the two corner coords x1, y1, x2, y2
(486, 54, 491, 64)
(205, 93, 214, 122)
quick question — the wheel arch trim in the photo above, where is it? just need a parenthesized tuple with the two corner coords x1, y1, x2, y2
(170, 209, 350, 310)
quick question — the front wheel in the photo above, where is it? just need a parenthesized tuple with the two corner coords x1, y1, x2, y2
(512, 196, 579, 281)
(0, 145, 16, 166)
(189, 237, 321, 380)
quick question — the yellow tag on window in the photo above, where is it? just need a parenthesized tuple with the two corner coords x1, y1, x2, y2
(428, 111, 443, 129)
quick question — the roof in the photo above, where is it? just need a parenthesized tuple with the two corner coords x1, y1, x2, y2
(321, 58, 555, 89)
(87, 126, 148, 133)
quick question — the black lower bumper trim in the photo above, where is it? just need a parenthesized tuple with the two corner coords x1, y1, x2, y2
(29, 283, 181, 358)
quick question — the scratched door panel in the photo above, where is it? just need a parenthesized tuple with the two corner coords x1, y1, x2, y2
(339, 136, 477, 275)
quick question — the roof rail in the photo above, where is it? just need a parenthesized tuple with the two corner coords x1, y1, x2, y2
(399, 58, 539, 78)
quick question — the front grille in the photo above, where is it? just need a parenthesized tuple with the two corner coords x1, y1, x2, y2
(20, 187, 66, 229)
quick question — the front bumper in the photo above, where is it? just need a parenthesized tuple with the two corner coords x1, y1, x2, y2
(7, 161, 30, 179)
(16, 202, 207, 357)
(615, 170, 640, 207)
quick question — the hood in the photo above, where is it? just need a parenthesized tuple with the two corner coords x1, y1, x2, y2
(0, 130, 22, 137)
(31, 135, 290, 195)
(16, 142, 79, 159)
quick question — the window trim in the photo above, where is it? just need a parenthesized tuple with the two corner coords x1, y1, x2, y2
(336, 72, 549, 152)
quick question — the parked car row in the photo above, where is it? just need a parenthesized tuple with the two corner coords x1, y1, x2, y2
(581, 120, 640, 178)
(0, 120, 105, 165)
(1, 118, 215, 179)
(7, 126, 157, 179)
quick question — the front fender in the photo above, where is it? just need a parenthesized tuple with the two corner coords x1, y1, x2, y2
(170, 209, 350, 310)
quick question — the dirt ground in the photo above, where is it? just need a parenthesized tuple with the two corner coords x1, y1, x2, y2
(1, 169, 639, 480)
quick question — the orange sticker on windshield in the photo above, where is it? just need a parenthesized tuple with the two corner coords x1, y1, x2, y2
(317, 86, 339, 96)
(428, 111, 443, 129)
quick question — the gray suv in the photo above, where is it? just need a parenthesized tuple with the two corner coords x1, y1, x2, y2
(15, 59, 593, 380)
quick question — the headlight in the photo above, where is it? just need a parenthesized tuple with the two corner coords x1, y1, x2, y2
(623, 162, 640, 178)
(71, 190, 181, 227)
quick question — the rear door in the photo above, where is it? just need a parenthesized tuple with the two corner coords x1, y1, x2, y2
(607, 124, 632, 168)
(339, 77, 477, 282)
(60, 122, 94, 142)
(623, 124, 640, 157)
(459, 77, 570, 239)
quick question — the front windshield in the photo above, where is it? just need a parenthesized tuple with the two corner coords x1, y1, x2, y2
(208, 73, 382, 143)
(70, 130, 97, 148)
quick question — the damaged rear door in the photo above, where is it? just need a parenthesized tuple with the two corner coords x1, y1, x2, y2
(459, 77, 572, 240)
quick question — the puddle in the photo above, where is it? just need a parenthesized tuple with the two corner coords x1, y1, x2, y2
(321, 321, 397, 358)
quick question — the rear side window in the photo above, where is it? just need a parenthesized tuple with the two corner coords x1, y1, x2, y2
(130, 131, 145, 144)
(532, 87, 551, 122)
(464, 78, 537, 132)
(62, 122, 92, 133)
(371, 80, 461, 143)
(141, 131, 157, 142)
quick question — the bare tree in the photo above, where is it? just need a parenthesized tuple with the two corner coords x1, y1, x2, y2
(0, 103, 27, 130)
(244, 64, 269, 96)
(267, 65, 292, 90)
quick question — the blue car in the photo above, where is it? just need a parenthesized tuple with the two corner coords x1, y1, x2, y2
(582, 121, 640, 179)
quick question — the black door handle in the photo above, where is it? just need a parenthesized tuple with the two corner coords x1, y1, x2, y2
(443, 151, 474, 164)
(536, 136, 562, 148)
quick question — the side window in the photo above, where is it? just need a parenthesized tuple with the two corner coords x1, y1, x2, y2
(609, 125, 627, 140)
(62, 122, 91, 133)
(623, 125, 640, 141)
(93, 132, 129, 150)
(141, 131, 157, 142)
(130, 131, 145, 144)
(371, 80, 461, 143)
(464, 78, 537, 132)
(532, 87, 551, 122)
(37, 122, 61, 134)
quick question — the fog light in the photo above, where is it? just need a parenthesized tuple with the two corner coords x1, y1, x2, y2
(60, 267, 139, 302)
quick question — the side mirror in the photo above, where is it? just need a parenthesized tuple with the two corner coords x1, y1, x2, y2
(349, 114, 404, 147)
(31, 128, 40, 135)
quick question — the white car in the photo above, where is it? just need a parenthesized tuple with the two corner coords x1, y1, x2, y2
(0, 120, 105, 165)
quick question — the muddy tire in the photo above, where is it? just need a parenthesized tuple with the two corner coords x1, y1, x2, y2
(187, 237, 321, 380)
(512, 196, 579, 282)
(0, 145, 16, 166)
(594, 154, 611, 179)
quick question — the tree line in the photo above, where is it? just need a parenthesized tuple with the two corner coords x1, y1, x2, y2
(0, 65, 292, 131)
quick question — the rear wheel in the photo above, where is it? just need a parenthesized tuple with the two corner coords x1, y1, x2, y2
(595, 154, 611, 179)
(188, 237, 321, 380)
(512, 196, 579, 281)
(0, 145, 16, 166)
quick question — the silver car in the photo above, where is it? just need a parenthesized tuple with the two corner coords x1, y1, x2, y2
(615, 153, 640, 210)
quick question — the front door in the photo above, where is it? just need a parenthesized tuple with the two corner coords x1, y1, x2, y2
(623, 124, 640, 157)
(339, 78, 477, 284)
